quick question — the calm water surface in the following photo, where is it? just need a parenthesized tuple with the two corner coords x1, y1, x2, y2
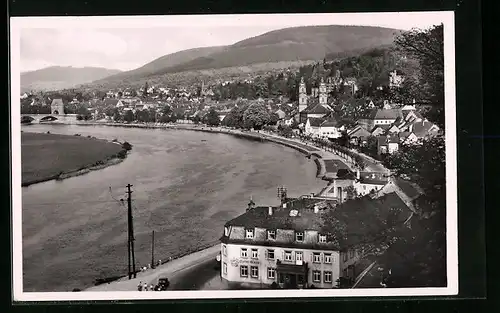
(20, 124, 325, 291)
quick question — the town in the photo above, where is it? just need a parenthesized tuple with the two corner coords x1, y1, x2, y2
(18, 20, 446, 293)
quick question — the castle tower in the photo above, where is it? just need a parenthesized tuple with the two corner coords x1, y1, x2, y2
(50, 98, 64, 115)
(298, 77, 308, 112)
(319, 77, 327, 105)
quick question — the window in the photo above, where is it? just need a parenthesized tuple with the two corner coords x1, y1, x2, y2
(343, 268, 348, 277)
(223, 262, 227, 275)
(241, 248, 248, 258)
(222, 245, 227, 256)
(251, 266, 259, 278)
(284, 250, 292, 261)
(295, 232, 304, 242)
(349, 249, 355, 259)
(267, 267, 276, 279)
(324, 253, 332, 264)
(343, 252, 347, 262)
(267, 249, 275, 260)
(251, 248, 258, 259)
(298, 274, 305, 284)
(224, 227, 230, 236)
(313, 270, 321, 282)
(246, 229, 254, 239)
(296, 251, 303, 262)
(324, 271, 332, 283)
(240, 265, 248, 277)
(363, 185, 366, 190)
(319, 235, 327, 243)
(313, 253, 321, 263)
(267, 230, 276, 240)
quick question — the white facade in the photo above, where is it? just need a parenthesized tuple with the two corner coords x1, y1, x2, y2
(221, 242, 342, 288)
(319, 126, 341, 139)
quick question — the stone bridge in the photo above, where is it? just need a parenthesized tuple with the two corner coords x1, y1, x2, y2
(21, 114, 79, 124)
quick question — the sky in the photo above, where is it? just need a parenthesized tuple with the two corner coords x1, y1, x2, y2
(14, 12, 450, 73)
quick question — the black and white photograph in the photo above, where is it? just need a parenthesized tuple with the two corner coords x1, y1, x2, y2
(10, 12, 457, 301)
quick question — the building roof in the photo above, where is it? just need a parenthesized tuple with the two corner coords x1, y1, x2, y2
(51, 98, 64, 105)
(302, 101, 332, 115)
(307, 117, 325, 127)
(371, 125, 391, 132)
(347, 125, 371, 138)
(224, 198, 335, 231)
(103, 98, 120, 106)
(223, 192, 411, 250)
(411, 120, 439, 137)
(320, 118, 339, 128)
(363, 108, 403, 120)
(393, 177, 423, 200)
(320, 192, 412, 248)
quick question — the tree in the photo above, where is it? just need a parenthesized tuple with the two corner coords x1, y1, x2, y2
(243, 103, 270, 130)
(344, 185, 357, 200)
(205, 108, 220, 126)
(394, 24, 444, 129)
(269, 112, 280, 125)
(143, 82, 149, 99)
(124, 110, 135, 123)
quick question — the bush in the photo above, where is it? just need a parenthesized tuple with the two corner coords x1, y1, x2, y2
(76, 115, 83, 121)
(270, 282, 279, 289)
(122, 141, 133, 151)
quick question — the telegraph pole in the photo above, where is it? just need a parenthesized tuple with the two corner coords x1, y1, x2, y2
(126, 184, 137, 279)
(151, 230, 155, 269)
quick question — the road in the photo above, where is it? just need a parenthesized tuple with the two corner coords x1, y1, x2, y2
(85, 245, 220, 291)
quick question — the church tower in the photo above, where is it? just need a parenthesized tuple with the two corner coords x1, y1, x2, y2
(319, 77, 328, 105)
(298, 77, 308, 112)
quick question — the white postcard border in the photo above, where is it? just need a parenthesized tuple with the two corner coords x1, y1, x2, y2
(10, 11, 458, 301)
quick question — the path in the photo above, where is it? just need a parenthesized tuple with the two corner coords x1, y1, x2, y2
(85, 245, 220, 291)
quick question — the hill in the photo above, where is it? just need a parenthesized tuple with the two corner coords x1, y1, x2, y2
(96, 46, 227, 84)
(21, 66, 122, 92)
(86, 25, 402, 89)
(149, 25, 401, 76)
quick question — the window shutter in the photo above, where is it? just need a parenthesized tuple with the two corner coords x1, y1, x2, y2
(320, 253, 324, 263)
(282, 250, 285, 260)
(310, 253, 314, 262)
(265, 250, 268, 259)
(292, 251, 295, 261)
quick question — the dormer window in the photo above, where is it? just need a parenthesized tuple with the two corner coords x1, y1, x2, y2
(267, 230, 276, 240)
(318, 234, 327, 243)
(295, 232, 304, 242)
(224, 227, 230, 237)
(246, 229, 254, 239)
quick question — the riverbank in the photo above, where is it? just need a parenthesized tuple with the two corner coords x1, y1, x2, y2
(21, 132, 131, 186)
(71, 121, 329, 179)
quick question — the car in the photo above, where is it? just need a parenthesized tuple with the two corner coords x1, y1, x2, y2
(155, 277, 170, 291)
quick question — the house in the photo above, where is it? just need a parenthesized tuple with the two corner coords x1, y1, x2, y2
(275, 109, 286, 120)
(377, 135, 400, 154)
(410, 120, 440, 139)
(219, 192, 413, 288)
(387, 124, 400, 134)
(321, 170, 388, 201)
(354, 171, 389, 196)
(357, 108, 403, 131)
(304, 117, 324, 137)
(219, 197, 341, 289)
(347, 125, 371, 146)
(370, 125, 390, 137)
(319, 118, 341, 139)
(389, 70, 404, 88)
(103, 98, 124, 108)
(376, 177, 424, 213)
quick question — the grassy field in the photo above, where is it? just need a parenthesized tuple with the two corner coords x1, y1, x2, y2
(21, 132, 124, 186)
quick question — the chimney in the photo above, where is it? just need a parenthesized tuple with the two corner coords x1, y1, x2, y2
(356, 170, 360, 180)
(268, 206, 273, 216)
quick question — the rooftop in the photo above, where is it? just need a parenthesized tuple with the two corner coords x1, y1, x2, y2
(363, 108, 403, 120)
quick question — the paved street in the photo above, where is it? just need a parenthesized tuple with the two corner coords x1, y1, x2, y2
(85, 245, 220, 291)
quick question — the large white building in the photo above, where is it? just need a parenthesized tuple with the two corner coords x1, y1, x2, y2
(219, 193, 412, 289)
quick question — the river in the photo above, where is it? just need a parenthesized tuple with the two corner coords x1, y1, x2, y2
(20, 124, 325, 292)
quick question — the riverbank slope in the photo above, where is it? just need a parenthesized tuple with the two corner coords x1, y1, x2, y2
(21, 132, 129, 186)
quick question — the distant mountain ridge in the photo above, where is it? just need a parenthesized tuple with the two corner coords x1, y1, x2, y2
(21, 66, 122, 92)
(87, 25, 402, 89)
